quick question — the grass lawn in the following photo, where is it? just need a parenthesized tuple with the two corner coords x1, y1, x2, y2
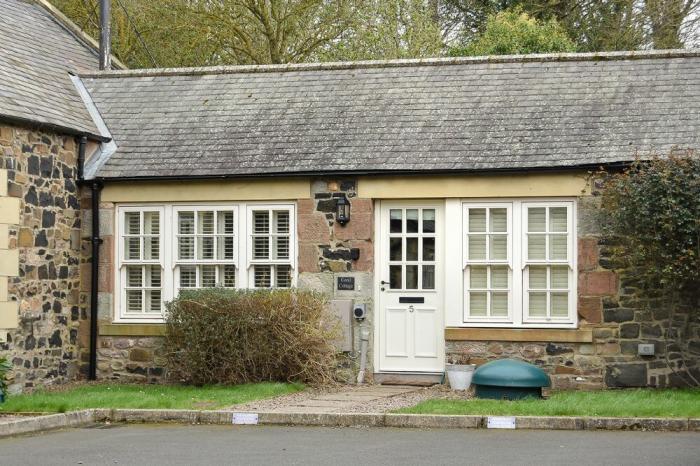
(397, 389, 700, 418)
(0, 382, 303, 413)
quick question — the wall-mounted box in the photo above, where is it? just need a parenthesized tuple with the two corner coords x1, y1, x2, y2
(638, 343, 655, 356)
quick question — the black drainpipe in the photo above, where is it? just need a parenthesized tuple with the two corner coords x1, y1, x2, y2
(77, 136, 102, 381)
(89, 180, 103, 381)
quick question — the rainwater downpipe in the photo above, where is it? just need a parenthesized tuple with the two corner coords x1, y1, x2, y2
(78, 136, 102, 381)
(88, 180, 102, 381)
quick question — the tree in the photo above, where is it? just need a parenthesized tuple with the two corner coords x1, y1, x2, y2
(317, 0, 444, 61)
(599, 152, 700, 386)
(449, 8, 575, 56)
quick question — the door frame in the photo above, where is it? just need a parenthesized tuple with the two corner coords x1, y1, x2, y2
(373, 199, 446, 373)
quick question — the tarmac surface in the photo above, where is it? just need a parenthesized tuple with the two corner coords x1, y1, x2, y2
(0, 424, 698, 466)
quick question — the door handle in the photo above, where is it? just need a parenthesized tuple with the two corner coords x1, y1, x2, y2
(380, 280, 389, 285)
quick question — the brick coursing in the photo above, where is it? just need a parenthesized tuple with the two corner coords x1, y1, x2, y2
(0, 124, 83, 392)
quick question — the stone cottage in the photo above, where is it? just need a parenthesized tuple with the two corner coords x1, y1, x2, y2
(1, 0, 699, 392)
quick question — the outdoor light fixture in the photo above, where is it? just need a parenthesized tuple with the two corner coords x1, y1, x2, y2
(335, 195, 350, 225)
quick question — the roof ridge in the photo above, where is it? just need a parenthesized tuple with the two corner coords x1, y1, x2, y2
(79, 48, 700, 79)
(33, 0, 127, 70)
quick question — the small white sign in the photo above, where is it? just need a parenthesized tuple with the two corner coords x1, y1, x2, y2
(232, 413, 259, 425)
(487, 416, 516, 429)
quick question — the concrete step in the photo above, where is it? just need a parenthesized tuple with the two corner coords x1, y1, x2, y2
(373, 372, 444, 386)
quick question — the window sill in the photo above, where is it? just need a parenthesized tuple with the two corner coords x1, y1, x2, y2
(445, 327, 592, 343)
(100, 323, 165, 337)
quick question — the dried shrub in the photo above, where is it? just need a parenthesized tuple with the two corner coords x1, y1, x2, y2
(164, 288, 340, 386)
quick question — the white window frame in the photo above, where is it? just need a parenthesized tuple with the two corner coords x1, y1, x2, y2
(172, 205, 240, 291)
(463, 202, 513, 323)
(115, 205, 167, 322)
(458, 199, 577, 329)
(114, 202, 297, 323)
(246, 204, 296, 289)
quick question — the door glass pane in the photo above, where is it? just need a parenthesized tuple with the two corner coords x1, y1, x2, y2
(405, 238, 418, 261)
(406, 209, 419, 233)
(468, 209, 486, 232)
(529, 292, 547, 316)
(390, 209, 402, 233)
(549, 207, 567, 232)
(469, 293, 487, 316)
(549, 235, 568, 260)
(422, 265, 435, 290)
(490, 208, 507, 232)
(390, 238, 402, 261)
(468, 235, 486, 260)
(422, 237, 435, 261)
(469, 266, 487, 288)
(491, 266, 508, 289)
(550, 266, 569, 289)
(528, 207, 546, 232)
(389, 265, 402, 289)
(491, 292, 508, 316)
(528, 266, 547, 289)
(551, 292, 569, 317)
(405, 265, 418, 289)
(490, 234, 507, 260)
(528, 234, 546, 260)
(422, 209, 435, 233)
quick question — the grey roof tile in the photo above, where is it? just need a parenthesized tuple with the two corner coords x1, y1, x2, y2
(0, 0, 99, 135)
(82, 51, 700, 179)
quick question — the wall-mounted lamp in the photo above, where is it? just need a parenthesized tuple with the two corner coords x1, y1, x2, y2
(335, 196, 350, 226)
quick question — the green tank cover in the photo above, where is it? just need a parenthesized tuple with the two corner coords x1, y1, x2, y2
(472, 359, 551, 388)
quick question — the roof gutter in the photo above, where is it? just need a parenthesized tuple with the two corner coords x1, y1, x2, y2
(0, 113, 108, 143)
(91, 161, 632, 183)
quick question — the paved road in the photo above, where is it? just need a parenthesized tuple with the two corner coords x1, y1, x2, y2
(0, 424, 698, 466)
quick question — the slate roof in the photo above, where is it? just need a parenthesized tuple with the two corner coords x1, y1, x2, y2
(81, 50, 700, 179)
(0, 0, 101, 136)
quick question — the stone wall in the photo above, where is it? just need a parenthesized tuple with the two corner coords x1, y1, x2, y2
(297, 179, 375, 380)
(0, 124, 83, 392)
(447, 193, 700, 389)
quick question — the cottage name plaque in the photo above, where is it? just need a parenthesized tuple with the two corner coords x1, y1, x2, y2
(337, 276, 355, 290)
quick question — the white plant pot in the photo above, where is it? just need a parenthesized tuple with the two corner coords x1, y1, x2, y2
(446, 364, 476, 391)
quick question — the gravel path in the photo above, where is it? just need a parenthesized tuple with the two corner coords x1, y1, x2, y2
(229, 384, 472, 414)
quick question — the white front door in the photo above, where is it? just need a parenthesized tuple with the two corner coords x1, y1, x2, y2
(377, 201, 444, 372)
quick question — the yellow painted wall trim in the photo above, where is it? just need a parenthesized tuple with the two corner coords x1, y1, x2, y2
(102, 179, 311, 203)
(0, 170, 7, 196)
(359, 172, 590, 199)
(0, 197, 20, 224)
(0, 249, 18, 277)
(445, 327, 593, 343)
(0, 224, 8, 249)
(0, 301, 18, 329)
(100, 323, 165, 337)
